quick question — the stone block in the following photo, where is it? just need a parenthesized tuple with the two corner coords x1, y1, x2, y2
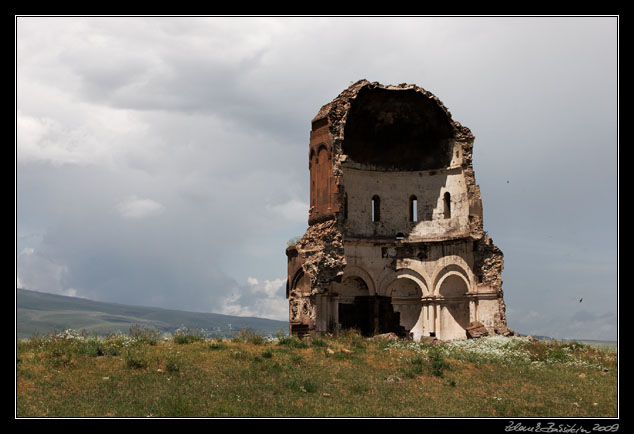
(466, 321, 489, 339)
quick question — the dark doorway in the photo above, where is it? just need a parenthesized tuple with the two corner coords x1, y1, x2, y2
(339, 297, 373, 336)
(338, 296, 407, 337)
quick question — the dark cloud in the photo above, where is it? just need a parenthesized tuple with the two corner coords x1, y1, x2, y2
(16, 17, 618, 335)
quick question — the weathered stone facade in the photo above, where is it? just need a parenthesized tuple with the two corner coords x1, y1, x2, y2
(286, 80, 511, 340)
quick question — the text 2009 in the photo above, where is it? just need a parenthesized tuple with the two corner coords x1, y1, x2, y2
(593, 425, 619, 433)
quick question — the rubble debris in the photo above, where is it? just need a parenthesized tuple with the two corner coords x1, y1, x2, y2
(466, 321, 489, 339)
(373, 332, 400, 341)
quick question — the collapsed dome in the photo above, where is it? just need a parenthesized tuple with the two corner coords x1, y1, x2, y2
(342, 86, 455, 171)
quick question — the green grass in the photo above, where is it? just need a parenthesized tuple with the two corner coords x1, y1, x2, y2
(16, 331, 617, 418)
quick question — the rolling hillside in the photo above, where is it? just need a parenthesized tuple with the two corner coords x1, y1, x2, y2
(16, 288, 288, 339)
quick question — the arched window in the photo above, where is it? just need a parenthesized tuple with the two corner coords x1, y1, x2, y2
(371, 195, 380, 222)
(409, 195, 418, 222)
(443, 192, 451, 219)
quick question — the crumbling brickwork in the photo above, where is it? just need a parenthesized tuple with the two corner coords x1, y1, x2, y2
(286, 80, 511, 340)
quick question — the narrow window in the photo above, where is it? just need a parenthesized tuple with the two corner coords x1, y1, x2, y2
(409, 195, 418, 222)
(371, 195, 380, 222)
(443, 192, 451, 219)
(343, 193, 348, 221)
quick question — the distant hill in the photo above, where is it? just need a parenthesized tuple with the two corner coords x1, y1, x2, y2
(515, 333, 617, 349)
(16, 288, 288, 339)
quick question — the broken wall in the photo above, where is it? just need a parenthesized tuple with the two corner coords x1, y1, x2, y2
(342, 168, 470, 240)
(287, 79, 509, 340)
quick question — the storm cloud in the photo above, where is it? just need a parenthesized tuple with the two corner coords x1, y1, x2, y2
(16, 16, 617, 338)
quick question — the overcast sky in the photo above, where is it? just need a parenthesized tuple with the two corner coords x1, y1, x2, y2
(15, 16, 618, 340)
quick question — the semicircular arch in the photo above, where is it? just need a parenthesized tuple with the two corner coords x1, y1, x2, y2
(393, 268, 430, 297)
(431, 258, 474, 296)
(290, 269, 304, 290)
(342, 265, 376, 296)
(290, 268, 310, 296)
(436, 271, 471, 297)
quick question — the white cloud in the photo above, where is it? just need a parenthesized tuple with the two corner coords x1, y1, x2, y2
(248, 277, 286, 297)
(16, 111, 77, 166)
(16, 106, 150, 168)
(62, 288, 78, 297)
(116, 195, 165, 219)
(16, 247, 72, 296)
(219, 277, 287, 320)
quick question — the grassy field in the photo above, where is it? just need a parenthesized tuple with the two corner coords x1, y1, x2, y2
(16, 328, 618, 418)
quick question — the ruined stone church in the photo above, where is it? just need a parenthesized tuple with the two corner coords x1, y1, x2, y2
(286, 80, 511, 341)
